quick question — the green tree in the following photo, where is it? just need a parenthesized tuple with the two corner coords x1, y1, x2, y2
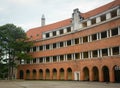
(0, 24, 32, 80)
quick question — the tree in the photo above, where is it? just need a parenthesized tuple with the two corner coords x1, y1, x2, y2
(0, 24, 33, 80)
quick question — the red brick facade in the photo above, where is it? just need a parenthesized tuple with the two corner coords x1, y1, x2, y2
(17, 0, 120, 82)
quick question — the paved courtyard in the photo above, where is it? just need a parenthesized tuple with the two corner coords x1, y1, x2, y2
(0, 80, 120, 88)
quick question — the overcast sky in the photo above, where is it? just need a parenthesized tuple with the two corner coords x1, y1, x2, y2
(0, 0, 114, 31)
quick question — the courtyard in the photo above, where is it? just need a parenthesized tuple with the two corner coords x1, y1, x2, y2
(0, 80, 119, 88)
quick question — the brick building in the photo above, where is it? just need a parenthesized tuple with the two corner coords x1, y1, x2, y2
(17, 0, 120, 82)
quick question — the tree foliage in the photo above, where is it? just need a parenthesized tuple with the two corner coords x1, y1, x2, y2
(0, 24, 33, 79)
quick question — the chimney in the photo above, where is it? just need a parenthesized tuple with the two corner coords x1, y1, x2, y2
(41, 14, 45, 26)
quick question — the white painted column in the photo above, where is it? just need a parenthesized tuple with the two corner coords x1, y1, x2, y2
(56, 30, 60, 36)
(106, 13, 111, 19)
(108, 48, 110, 56)
(107, 30, 109, 38)
(50, 32, 53, 37)
(96, 17, 101, 23)
(118, 26, 120, 35)
(87, 20, 91, 26)
(80, 23, 83, 29)
(99, 49, 102, 57)
(43, 33, 46, 38)
(64, 28, 67, 33)
(117, 7, 120, 15)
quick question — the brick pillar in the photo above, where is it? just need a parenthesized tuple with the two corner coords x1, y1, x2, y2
(110, 68, 115, 82)
(80, 70, 84, 81)
(64, 69, 67, 80)
(24, 70, 26, 80)
(50, 70, 53, 80)
(43, 70, 46, 80)
(57, 70, 60, 80)
(36, 70, 39, 80)
(30, 70, 32, 80)
(89, 68, 93, 81)
(99, 69, 104, 82)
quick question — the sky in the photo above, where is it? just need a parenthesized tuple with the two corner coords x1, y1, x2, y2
(0, 0, 114, 32)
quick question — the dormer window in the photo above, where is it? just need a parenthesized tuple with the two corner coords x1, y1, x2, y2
(46, 33, 50, 38)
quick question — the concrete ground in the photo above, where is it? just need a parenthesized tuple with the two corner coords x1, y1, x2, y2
(0, 80, 120, 88)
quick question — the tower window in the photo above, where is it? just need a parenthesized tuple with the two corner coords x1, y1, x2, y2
(39, 46, 43, 51)
(67, 27, 71, 32)
(92, 34, 97, 41)
(46, 44, 50, 50)
(60, 55, 64, 61)
(33, 47, 36, 52)
(60, 42, 63, 47)
(53, 43, 56, 48)
(59, 29, 64, 34)
(53, 31, 56, 36)
(100, 14, 106, 21)
(39, 58, 43, 63)
(75, 53, 80, 59)
(46, 33, 50, 38)
(92, 50, 98, 57)
(46, 57, 50, 62)
(111, 9, 117, 18)
(91, 18, 96, 25)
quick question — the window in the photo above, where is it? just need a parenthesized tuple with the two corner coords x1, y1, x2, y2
(111, 27, 118, 36)
(26, 59, 30, 64)
(102, 48, 108, 56)
(59, 29, 64, 34)
(33, 47, 36, 52)
(67, 40, 71, 46)
(112, 47, 119, 55)
(92, 50, 98, 57)
(53, 43, 56, 49)
(46, 33, 50, 38)
(92, 34, 97, 41)
(67, 27, 71, 32)
(82, 22, 87, 27)
(39, 58, 43, 63)
(60, 55, 64, 61)
(67, 54, 72, 60)
(53, 56, 57, 62)
(101, 31, 107, 39)
(100, 14, 106, 21)
(46, 57, 50, 62)
(39, 46, 43, 51)
(83, 36, 88, 43)
(53, 31, 56, 36)
(46, 44, 50, 50)
(33, 58, 36, 63)
(75, 53, 80, 59)
(75, 38, 79, 44)
(91, 18, 96, 25)
(60, 42, 63, 47)
(83, 52, 88, 58)
(111, 9, 117, 18)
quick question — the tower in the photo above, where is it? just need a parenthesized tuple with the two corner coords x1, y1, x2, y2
(41, 14, 45, 26)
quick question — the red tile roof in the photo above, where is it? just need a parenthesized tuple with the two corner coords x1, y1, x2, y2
(27, 0, 120, 41)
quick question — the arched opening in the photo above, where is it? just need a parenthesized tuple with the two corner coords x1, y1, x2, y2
(19, 70, 24, 79)
(114, 65, 120, 83)
(52, 68, 57, 80)
(102, 66, 109, 82)
(46, 69, 50, 80)
(83, 67, 89, 81)
(60, 68, 64, 80)
(92, 66, 99, 81)
(39, 69, 43, 80)
(67, 68, 72, 80)
(32, 69, 36, 80)
(26, 70, 30, 80)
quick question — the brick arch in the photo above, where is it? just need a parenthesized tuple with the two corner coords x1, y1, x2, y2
(32, 69, 37, 79)
(19, 70, 24, 79)
(39, 69, 43, 80)
(67, 67, 72, 80)
(113, 65, 120, 83)
(92, 66, 99, 81)
(26, 69, 30, 79)
(52, 68, 57, 80)
(102, 65, 110, 82)
(83, 66, 89, 81)
(59, 68, 64, 80)
(45, 68, 50, 80)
